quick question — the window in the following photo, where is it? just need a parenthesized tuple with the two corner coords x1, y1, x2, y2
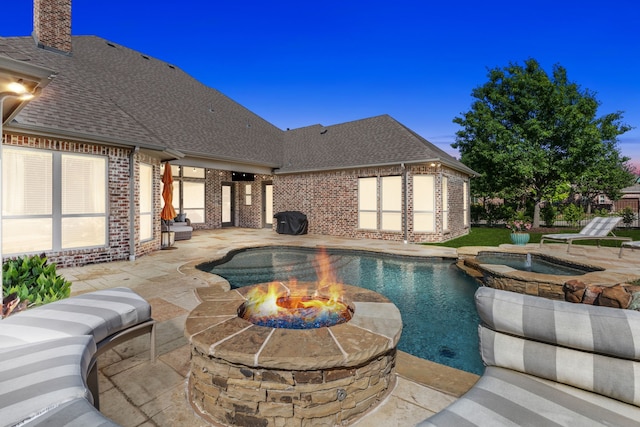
(3, 147, 107, 254)
(358, 177, 377, 229)
(61, 154, 106, 248)
(139, 163, 153, 241)
(598, 195, 606, 204)
(162, 165, 206, 223)
(183, 167, 205, 179)
(358, 176, 402, 231)
(3, 148, 53, 253)
(245, 184, 252, 206)
(442, 176, 449, 230)
(413, 175, 435, 232)
(381, 176, 401, 231)
(183, 181, 205, 223)
(463, 181, 469, 227)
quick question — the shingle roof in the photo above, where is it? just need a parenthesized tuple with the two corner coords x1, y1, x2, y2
(279, 115, 476, 175)
(0, 36, 474, 176)
(0, 36, 283, 166)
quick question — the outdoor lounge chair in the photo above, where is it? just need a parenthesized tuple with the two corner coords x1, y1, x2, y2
(619, 240, 640, 258)
(540, 216, 631, 252)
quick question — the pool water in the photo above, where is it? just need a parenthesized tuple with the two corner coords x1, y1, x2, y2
(198, 246, 484, 375)
(475, 252, 599, 276)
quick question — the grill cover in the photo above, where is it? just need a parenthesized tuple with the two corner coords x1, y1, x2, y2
(274, 211, 308, 235)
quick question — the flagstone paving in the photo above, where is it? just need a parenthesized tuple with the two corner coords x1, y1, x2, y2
(59, 228, 640, 426)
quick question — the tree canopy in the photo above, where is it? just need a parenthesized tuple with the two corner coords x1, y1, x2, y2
(453, 58, 632, 226)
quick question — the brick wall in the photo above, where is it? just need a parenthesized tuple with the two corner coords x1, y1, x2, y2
(201, 171, 273, 229)
(407, 164, 470, 243)
(136, 153, 162, 259)
(274, 164, 470, 243)
(2, 133, 163, 267)
(3, 131, 471, 266)
(33, 0, 72, 54)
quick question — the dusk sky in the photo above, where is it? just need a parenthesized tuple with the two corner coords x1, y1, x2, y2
(3, 1, 639, 170)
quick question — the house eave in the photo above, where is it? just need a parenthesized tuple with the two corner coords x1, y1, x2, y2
(0, 56, 57, 124)
(178, 149, 280, 170)
(275, 158, 478, 177)
(4, 123, 182, 159)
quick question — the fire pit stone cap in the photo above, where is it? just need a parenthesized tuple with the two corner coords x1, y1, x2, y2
(186, 282, 403, 370)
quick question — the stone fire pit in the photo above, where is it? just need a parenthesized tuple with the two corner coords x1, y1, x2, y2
(185, 282, 402, 426)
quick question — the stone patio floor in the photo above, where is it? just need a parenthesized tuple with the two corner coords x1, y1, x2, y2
(59, 228, 640, 427)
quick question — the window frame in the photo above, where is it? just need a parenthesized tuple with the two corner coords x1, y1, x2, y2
(413, 175, 435, 233)
(442, 176, 449, 231)
(2, 147, 108, 255)
(358, 177, 378, 230)
(139, 163, 153, 242)
(463, 180, 469, 227)
(245, 184, 252, 206)
(380, 176, 402, 231)
(163, 164, 206, 224)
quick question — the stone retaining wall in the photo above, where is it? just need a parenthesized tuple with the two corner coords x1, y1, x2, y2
(189, 346, 397, 427)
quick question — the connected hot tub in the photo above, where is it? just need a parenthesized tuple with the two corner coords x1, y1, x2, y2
(463, 251, 604, 299)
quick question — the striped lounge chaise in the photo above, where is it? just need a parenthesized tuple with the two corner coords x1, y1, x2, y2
(0, 287, 155, 427)
(419, 286, 640, 427)
(539, 216, 631, 253)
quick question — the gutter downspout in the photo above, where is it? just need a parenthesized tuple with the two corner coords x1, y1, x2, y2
(129, 146, 140, 261)
(402, 163, 408, 244)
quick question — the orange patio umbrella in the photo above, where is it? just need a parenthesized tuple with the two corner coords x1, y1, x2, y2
(161, 163, 177, 222)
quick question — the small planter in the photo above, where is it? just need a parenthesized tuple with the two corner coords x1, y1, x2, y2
(510, 233, 530, 246)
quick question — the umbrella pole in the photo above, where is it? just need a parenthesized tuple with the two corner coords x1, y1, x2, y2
(162, 221, 172, 249)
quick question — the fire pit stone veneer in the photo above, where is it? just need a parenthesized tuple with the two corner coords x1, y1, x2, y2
(185, 283, 402, 427)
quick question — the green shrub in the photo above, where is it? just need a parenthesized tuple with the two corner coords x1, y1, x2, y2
(562, 204, 585, 227)
(541, 205, 557, 227)
(483, 202, 513, 226)
(470, 204, 485, 224)
(2, 254, 71, 308)
(619, 206, 636, 228)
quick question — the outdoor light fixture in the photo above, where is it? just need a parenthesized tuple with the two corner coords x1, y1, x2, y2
(7, 80, 28, 94)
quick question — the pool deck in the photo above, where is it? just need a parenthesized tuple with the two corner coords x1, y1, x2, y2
(59, 228, 640, 426)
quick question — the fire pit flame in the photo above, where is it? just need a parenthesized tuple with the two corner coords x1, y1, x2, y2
(239, 281, 353, 329)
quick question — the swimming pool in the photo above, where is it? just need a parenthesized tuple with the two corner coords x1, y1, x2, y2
(198, 246, 484, 375)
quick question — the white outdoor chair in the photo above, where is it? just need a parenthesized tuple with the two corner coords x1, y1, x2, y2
(619, 240, 640, 258)
(540, 216, 631, 253)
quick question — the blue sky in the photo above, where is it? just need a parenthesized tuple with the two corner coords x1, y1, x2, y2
(3, 1, 639, 168)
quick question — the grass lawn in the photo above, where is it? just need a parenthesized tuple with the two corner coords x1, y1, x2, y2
(426, 226, 640, 249)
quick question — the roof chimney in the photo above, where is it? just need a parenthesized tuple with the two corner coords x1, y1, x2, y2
(33, 0, 72, 55)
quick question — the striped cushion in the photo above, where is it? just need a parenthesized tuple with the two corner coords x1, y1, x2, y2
(479, 326, 640, 406)
(419, 366, 640, 427)
(475, 286, 640, 360)
(20, 398, 119, 427)
(579, 216, 621, 236)
(0, 336, 95, 427)
(0, 287, 151, 348)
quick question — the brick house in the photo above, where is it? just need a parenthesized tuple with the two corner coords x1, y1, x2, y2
(0, 0, 475, 267)
(615, 177, 640, 223)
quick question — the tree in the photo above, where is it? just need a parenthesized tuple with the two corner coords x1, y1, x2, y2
(453, 58, 632, 227)
(574, 144, 636, 213)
